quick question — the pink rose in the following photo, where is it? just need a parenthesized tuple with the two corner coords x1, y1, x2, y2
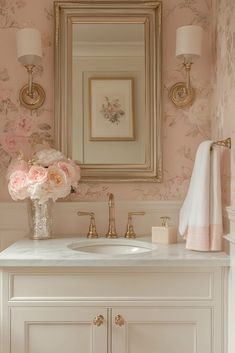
(6, 148, 80, 203)
(8, 170, 29, 200)
(6, 159, 29, 180)
(27, 165, 48, 185)
(57, 160, 81, 186)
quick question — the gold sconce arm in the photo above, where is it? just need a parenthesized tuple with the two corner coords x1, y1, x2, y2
(19, 65, 45, 110)
(185, 61, 192, 90)
(26, 65, 34, 97)
(169, 60, 195, 108)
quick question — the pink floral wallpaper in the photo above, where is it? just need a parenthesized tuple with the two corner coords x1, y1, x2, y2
(213, 0, 235, 206)
(0, 0, 213, 202)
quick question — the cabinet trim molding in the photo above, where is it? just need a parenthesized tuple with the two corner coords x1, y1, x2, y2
(7, 269, 216, 302)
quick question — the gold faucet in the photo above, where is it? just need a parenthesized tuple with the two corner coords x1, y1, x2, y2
(125, 212, 146, 238)
(106, 193, 118, 238)
(77, 211, 98, 238)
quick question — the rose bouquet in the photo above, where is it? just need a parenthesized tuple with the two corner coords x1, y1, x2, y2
(7, 148, 81, 204)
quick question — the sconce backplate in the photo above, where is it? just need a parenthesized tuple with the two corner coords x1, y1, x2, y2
(169, 82, 195, 108)
(19, 83, 45, 110)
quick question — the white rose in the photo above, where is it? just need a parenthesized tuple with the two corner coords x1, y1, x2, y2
(28, 182, 52, 204)
(47, 166, 71, 201)
(34, 149, 64, 167)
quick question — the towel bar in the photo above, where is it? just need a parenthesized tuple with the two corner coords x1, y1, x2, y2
(211, 137, 231, 149)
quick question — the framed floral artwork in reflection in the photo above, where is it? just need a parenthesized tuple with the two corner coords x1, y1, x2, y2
(89, 78, 134, 141)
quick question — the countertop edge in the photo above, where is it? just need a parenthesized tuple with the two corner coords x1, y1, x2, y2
(0, 237, 230, 267)
(0, 259, 230, 267)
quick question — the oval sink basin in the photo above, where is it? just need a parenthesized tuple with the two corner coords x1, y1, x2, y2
(68, 239, 157, 256)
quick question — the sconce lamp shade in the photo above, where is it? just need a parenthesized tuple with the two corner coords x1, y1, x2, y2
(176, 25, 202, 60)
(16, 28, 42, 65)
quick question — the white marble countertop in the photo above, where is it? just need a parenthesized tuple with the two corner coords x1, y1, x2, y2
(0, 236, 230, 267)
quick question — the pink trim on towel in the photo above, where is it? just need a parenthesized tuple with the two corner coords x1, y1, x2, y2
(186, 224, 223, 251)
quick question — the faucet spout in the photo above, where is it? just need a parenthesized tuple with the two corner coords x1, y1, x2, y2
(106, 193, 118, 238)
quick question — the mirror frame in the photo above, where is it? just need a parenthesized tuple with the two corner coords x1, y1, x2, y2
(54, 0, 162, 182)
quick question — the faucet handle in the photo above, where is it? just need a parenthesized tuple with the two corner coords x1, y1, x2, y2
(77, 211, 99, 238)
(124, 212, 146, 239)
(160, 216, 170, 227)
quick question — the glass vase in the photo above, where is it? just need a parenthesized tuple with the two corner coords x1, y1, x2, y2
(28, 199, 52, 240)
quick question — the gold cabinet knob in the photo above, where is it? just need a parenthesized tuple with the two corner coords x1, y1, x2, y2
(93, 314, 104, 326)
(115, 314, 125, 326)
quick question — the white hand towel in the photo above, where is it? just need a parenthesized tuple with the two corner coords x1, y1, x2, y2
(179, 140, 223, 251)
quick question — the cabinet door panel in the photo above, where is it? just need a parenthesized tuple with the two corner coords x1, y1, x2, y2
(112, 307, 211, 353)
(10, 307, 107, 353)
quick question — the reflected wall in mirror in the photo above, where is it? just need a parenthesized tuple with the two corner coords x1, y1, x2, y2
(54, 0, 162, 182)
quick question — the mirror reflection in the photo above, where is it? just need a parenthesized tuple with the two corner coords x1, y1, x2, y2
(72, 23, 145, 165)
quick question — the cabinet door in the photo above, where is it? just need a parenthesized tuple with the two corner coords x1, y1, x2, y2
(10, 307, 107, 353)
(112, 307, 211, 353)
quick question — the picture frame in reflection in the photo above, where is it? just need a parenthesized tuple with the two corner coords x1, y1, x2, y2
(89, 78, 134, 141)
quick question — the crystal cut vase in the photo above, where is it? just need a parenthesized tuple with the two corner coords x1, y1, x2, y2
(29, 199, 52, 240)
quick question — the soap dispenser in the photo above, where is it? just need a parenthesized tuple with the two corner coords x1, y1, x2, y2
(152, 216, 177, 244)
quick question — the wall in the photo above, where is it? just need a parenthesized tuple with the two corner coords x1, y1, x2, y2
(0, 0, 212, 202)
(213, 0, 235, 206)
(213, 3, 235, 350)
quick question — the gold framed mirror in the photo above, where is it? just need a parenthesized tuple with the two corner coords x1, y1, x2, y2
(54, 0, 162, 182)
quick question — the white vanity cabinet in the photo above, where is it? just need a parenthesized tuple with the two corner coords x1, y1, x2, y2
(112, 307, 211, 353)
(0, 266, 227, 353)
(10, 307, 107, 353)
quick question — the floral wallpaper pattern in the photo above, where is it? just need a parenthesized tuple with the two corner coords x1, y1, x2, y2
(0, 91, 52, 166)
(213, 0, 235, 206)
(0, 0, 213, 201)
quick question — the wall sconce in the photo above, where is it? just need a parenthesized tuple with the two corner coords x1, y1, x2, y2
(16, 28, 45, 110)
(169, 25, 203, 108)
